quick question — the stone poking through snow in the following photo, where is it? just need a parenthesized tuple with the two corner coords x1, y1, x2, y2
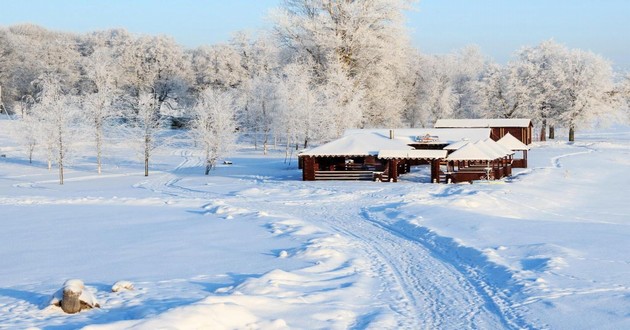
(112, 280, 135, 292)
(49, 279, 100, 314)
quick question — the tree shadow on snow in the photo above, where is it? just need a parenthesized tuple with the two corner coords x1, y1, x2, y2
(0, 287, 49, 308)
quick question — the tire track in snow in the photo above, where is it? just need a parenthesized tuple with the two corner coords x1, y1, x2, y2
(242, 191, 523, 329)
(359, 202, 535, 330)
(135, 151, 533, 328)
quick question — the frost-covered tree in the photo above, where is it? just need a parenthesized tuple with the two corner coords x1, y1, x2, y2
(450, 46, 486, 118)
(620, 74, 630, 115)
(81, 47, 121, 174)
(413, 54, 458, 125)
(189, 88, 237, 174)
(410, 48, 485, 126)
(273, 0, 415, 128)
(130, 89, 164, 177)
(190, 44, 246, 92)
(555, 49, 616, 141)
(512, 40, 568, 140)
(14, 103, 40, 163)
(30, 74, 79, 184)
(232, 34, 280, 151)
(248, 75, 277, 154)
(317, 59, 364, 137)
(274, 61, 319, 157)
(121, 35, 191, 118)
(472, 62, 529, 119)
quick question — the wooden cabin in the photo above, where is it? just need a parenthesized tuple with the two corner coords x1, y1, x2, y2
(444, 140, 514, 183)
(434, 119, 533, 145)
(299, 129, 490, 182)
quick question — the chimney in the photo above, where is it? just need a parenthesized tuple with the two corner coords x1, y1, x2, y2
(389, 129, 394, 140)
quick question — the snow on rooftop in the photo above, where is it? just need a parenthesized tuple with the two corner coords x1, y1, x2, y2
(446, 139, 513, 161)
(444, 139, 471, 150)
(497, 132, 530, 150)
(343, 128, 491, 144)
(378, 149, 447, 160)
(434, 118, 532, 128)
(299, 132, 412, 157)
(482, 138, 515, 156)
(473, 140, 507, 159)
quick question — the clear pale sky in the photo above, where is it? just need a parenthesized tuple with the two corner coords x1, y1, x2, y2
(1, 0, 628, 71)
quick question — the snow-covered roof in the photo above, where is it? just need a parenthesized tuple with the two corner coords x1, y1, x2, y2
(473, 141, 507, 159)
(343, 128, 491, 145)
(482, 138, 515, 156)
(378, 149, 447, 160)
(299, 132, 412, 157)
(444, 139, 471, 150)
(446, 143, 496, 161)
(497, 133, 530, 150)
(446, 139, 513, 161)
(434, 119, 532, 128)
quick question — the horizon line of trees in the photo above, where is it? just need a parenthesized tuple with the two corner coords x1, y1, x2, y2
(1, 0, 629, 184)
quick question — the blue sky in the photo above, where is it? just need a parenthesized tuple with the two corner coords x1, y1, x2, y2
(1, 0, 628, 70)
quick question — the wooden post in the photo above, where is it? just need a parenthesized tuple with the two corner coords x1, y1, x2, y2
(61, 286, 82, 314)
(431, 159, 440, 183)
(303, 156, 316, 181)
(390, 159, 398, 182)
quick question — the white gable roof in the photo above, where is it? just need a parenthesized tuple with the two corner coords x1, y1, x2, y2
(473, 141, 508, 159)
(482, 138, 515, 156)
(446, 143, 497, 161)
(446, 139, 513, 161)
(497, 133, 530, 150)
(299, 132, 411, 157)
(378, 149, 447, 160)
(444, 139, 471, 150)
(434, 118, 532, 128)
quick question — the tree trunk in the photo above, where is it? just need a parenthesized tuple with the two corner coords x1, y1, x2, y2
(96, 120, 103, 175)
(205, 162, 211, 175)
(144, 134, 150, 176)
(61, 287, 81, 314)
(539, 118, 547, 142)
(28, 145, 34, 164)
(569, 125, 575, 142)
(205, 146, 211, 175)
(549, 125, 555, 139)
(285, 133, 290, 164)
(59, 128, 64, 185)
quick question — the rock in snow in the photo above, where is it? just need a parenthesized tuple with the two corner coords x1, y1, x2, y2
(111, 280, 135, 292)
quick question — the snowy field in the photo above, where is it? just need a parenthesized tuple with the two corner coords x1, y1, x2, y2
(1, 119, 629, 329)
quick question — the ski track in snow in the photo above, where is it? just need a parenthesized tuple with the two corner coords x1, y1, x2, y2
(132, 151, 538, 329)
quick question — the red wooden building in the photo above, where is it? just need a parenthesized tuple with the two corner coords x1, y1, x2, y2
(434, 119, 533, 145)
(299, 129, 492, 182)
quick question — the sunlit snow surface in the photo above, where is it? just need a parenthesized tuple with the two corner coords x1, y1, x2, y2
(0, 119, 629, 329)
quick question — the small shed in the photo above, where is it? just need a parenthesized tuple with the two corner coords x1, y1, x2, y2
(497, 132, 530, 168)
(444, 140, 513, 183)
(434, 119, 533, 145)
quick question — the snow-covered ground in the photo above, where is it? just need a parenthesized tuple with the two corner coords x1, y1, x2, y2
(1, 119, 629, 329)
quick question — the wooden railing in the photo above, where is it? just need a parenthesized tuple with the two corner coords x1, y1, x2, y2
(315, 171, 376, 181)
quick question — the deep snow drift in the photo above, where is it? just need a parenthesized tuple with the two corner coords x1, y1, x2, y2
(0, 119, 629, 329)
